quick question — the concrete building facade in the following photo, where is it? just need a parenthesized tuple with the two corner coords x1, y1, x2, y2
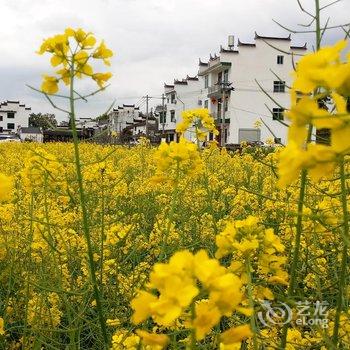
(162, 33, 307, 145)
(0, 101, 31, 134)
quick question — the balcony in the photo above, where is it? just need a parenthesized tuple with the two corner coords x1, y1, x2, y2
(208, 84, 222, 98)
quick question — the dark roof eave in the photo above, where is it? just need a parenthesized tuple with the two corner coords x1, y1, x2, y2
(291, 43, 307, 50)
(174, 80, 188, 85)
(186, 75, 199, 81)
(237, 38, 256, 47)
(255, 31, 291, 41)
(199, 59, 209, 67)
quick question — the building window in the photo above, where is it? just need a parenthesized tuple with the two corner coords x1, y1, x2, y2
(224, 69, 229, 82)
(198, 100, 202, 106)
(170, 110, 175, 122)
(0, 116, 3, 121)
(160, 111, 166, 124)
(218, 71, 223, 84)
(238, 128, 261, 143)
(0, 127, 3, 132)
(204, 100, 209, 109)
(7, 123, 15, 130)
(171, 93, 176, 103)
(273, 81, 286, 93)
(277, 55, 284, 64)
(209, 132, 213, 141)
(169, 133, 174, 142)
(272, 108, 285, 120)
(204, 75, 209, 88)
(7, 112, 15, 118)
(274, 137, 282, 144)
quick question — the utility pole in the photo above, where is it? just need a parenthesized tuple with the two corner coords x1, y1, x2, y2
(145, 95, 150, 137)
(221, 84, 226, 147)
(161, 93, 166, 134)
(220, 81, 234, 147)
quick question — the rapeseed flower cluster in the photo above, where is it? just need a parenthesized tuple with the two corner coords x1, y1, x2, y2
(153, 138, 203, 181)
(216, 216, 288, 287)
(38, 27, 113, 94)
(0, 142, 349, 349)
(278, 40, 350, 187)
(131, 249, 251, 346)
(176, 108, 219, 141)
(0, 173, 13, 202)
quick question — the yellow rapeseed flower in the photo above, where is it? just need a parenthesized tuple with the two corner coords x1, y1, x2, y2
(38, 28, 113, 93)
(136, 330, 169, 348)
(0, 317, 4, 336)
(41, 75, 59, 94)
(292, 40, 348, 93)
(0, 173, 13, 202)
(220, 324, 252, 346)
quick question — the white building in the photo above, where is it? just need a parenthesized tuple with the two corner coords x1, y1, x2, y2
(76, 117, 99, 129)
(161, 76, 204, 142)
(109, 104, 141, 134)
(19, 127, 43, 142)
(0, 101, 31, 134)
(162, 33, 307, 145)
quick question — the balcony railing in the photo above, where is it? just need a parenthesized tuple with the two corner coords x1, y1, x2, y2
(208, 84, 222, 95)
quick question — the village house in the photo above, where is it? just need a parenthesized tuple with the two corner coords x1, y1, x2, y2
(108, 104, 141, 134)
(0, 100, 31, 134)
(162, 33, 307, 146)
(161, 76, 204, 143)
(18, 126, 43, 142)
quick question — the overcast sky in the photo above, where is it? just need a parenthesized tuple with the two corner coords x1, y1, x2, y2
(1, 0, 349, 122)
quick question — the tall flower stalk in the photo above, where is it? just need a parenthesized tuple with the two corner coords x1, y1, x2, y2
(332, 157, 350, 345)
(33, 28, 114, 345)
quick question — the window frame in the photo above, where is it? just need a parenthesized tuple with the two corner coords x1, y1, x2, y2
(277, 55, 284, 65)
(170, 110, 175, 123)
(223, 69, 229, 82)
(273, 81, 286, 93)
(272, 108, 285, 121)
(7, 123, 15, 130)
(204, 75, 209, 88)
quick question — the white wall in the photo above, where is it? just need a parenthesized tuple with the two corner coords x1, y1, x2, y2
(109, 106, 140, 132)
(20, 133, 43, 143)
(0, 101, 30, 133)
(226, 39, 303, 144)
(197, 36, 307, 145)
(163, 78, 210, 142)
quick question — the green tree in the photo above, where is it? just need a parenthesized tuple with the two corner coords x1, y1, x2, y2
(29, 113, 58, 130)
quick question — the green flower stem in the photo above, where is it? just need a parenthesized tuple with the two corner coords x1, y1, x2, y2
(315, 0, 321, 50)
(280, 125, 313, 348)
(245, 258, 258, 350)
(190, 302, 197, 350)
(69, 61, 108, 345)
(332, 157, 349, 346)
